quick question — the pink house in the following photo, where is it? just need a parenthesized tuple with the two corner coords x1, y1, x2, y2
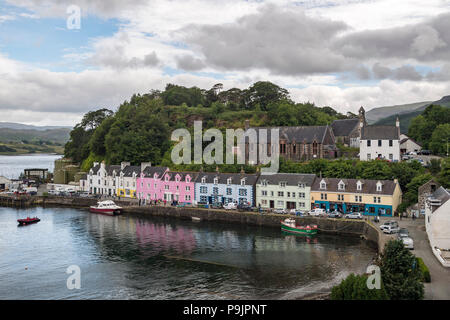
(159, 171, 198, 204)
(136, 165, 169, 202)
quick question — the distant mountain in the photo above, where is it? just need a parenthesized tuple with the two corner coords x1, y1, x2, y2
(366, 101, 432, 124)
(0, 122, 72, 131)
(371, 95, 450, 133)
(0, 122, 72, 145)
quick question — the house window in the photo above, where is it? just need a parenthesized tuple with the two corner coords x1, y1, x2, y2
(376, 183, 382, 192)
(321, 193, 327, 200)
(261, 190, 267, 196)
(227, 178, 232, 185)
(185, 195, 191, 201)
(299, 192, 305, 199)
(320, 182, 326, 189)
(389, 154, 393, 160)
(378, 140, 382, 147)
(277, 201, 284, 206)
(213, 187, 219, 194)
(201, 177, 206, 184)
(261, 200, 267, 205)
(239, 189, 247, 196)
(227, 188, 232, 195)
(357, 182, 362, 191)
(338, 182, 345, 191)
(261, 180, 267, 187)
(389, 140, 393, 147)
(299, 202, 305, 208)
(213, 178, 218, 184)
(278, 191, 284, 197)
(200, 196, 208, 203)
(280, 182, 286, 187)
(186, 186, 190, 191)
(241, 179, 246, 186)
(165, 185, 169, 190)
(287, 192, 290, 197)
(298, 183, 305, 188)
(367, 154, 371, 160)
(367, 140, 371, 147)
(200, 186, 207, 194)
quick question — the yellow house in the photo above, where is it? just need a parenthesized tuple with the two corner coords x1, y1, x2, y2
(116, 163, 139, 199)
(310, 178, 402, 216)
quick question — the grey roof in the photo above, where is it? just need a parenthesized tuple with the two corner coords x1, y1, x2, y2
(142, 166, 168, 178)
(331, 118, 359, 137)
(162, 171, 198, 181)
(247, 126, 334, 144)
(90, 164, 120, 175)
(256, 173, 316, 186)
(430, 187, 450, 206)
(311, 178, 398, 196)
(361, 125, 399, 140)
(121, 165, 141, 177)
(194, 172, 259, 185)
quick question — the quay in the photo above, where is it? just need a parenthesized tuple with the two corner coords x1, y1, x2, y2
(0, 194, 384, 252)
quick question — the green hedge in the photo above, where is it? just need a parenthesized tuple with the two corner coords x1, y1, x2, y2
(416, 257, 431, 283)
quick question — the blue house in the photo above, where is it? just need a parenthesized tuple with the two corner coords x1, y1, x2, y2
(194, 172, 259, 206)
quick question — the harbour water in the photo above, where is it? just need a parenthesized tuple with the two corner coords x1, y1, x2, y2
(0, 207, 376, 299)
(0, 154, 61, 179)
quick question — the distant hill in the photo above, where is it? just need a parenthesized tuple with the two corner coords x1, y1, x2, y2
(0, 123, 72, 145)
(370, 95, 450, 133)
(366, 101, 432, 124)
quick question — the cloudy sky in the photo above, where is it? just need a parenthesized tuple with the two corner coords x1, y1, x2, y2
(1, 0, 450, 126)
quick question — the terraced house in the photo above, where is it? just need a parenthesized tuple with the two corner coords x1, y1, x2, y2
(256, 173, 316, 211)
(87, 161, 120, 196)
(194, 171, 258, 206)
(310, 178, 402, 216)
(159, 171, 197, 204)
(116, 162, 140, 198)
(136, 164, 168, 202)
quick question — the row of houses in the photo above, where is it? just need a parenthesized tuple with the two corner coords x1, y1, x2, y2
(81, 161, 403, 216)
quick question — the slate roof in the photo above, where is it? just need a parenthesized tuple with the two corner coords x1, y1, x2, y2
(256, 173, 316, 186)
(121, 165, 141, 177)
(162, 171, 198, 182)
(141, 166, 168, 178)
(331, 118, 359, 137)
(430, 187, 450, 207)
(90, 164, 121, 175)
(311, 178, 398, 196)
(194, 172, 259, 185)
(361, 125, 399, 140)
(247, 126, 334, 144)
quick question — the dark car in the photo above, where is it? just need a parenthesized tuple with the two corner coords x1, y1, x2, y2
(398, 228, 409, 238)
(237, 203, 252, 211)
(419, 150, 431, 155)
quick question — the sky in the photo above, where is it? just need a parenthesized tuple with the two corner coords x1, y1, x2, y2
(1, 0, 450, 126)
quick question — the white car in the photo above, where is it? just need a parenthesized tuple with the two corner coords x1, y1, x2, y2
(223, 202, 237, 210)
(380, 221, 398, 231)
(383, 225, 400, 234)
(274, 208, 287, 214)
(309, 208, 326, 217)
(345, 212, 363, 219)
(399, 236, 414, 249)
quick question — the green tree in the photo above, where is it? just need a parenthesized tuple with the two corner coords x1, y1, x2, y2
(244, 81, 291, 110)
(429, 123, 450, 155)
(331, 273, 389, 300)
(380, 240, 424, 300)
(438, 157, 450, 188)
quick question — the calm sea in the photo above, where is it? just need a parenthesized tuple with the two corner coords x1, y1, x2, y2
(0, 154, 61, 179)
(0, 207, 376, 299)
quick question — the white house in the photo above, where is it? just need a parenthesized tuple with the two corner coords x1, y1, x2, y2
(86, 161, 121, 196)
(359, 116, 401, 162)
(0, 176, 11, 190)
(400, 134, 422, 154)
(425, 187, 450, 267)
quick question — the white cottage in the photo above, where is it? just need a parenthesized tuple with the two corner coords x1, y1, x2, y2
(425, 187, 450, 267)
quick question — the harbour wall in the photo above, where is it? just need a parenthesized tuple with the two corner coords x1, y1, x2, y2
(0, 195, 383, 252)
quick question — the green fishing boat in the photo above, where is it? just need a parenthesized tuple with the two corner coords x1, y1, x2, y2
(281, 218, 318, 235)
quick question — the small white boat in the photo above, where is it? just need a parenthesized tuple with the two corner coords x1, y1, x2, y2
(192, 217, 201, 222)
(90, 200, 122, 216)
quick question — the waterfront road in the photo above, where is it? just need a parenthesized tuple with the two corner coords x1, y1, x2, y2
(378, 216, 450, 300)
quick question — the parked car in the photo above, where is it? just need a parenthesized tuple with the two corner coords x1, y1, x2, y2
(401, 154, 411, 161)
(309, 208, 326, 217)
(211, 202, 223, 209)
(345, 212, 363, 219)
(380, 220, 398, 231)
(237, 203, 252, 211)
(289, 209, 304, 216)
(328, 210, 343, 218)
(398, 234, 414, 249)
(419, 150, 431, 155)
(383, 224, 400, 234)
(398, 228, 409, 238)
(223, 202, 237, 210)
(274, 208, 287, 214)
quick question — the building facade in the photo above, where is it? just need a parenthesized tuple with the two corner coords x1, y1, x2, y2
(425, 187, 450, 267)
(194, 172, 258, 206)
(158, 171, 197, 204)
(399, 134, 422, 154)
(310, 178, 402, 216)
(116, 162, 140, 198)
(87, 162, 121, 196)
(359, 115, 401, 162)
(244, 122, 337, 163)
(255, 173, 316, 211)
(331, 110, 363, 148)
(136, 165, 169, 202)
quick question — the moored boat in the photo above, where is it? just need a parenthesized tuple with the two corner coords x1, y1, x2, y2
(18, 217, 40, 226)
(281, 218, 318, 235)
(90, 200, 122, 216)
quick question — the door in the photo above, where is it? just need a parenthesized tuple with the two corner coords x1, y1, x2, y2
(270, 200, 274, 209)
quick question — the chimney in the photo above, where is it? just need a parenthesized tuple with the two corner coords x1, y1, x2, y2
(216, 166, 220, 173)
(396, 116, 400, 137)
(121, 162, 130, 170)
(141, 162, 152, 173)
(101, 160, 106, 170)
(93, 162, 99, 167)
(245, 119, 250, 130)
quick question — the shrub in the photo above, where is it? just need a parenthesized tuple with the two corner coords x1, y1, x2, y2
(331, 273, 389, 300)
(416, 257, 431, 283)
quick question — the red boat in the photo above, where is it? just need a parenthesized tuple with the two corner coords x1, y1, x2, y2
(89, 200, 122, 216)
(18, 217, 40, 226)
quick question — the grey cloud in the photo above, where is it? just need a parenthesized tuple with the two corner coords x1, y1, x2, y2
(176, 55, 206, 71)
(88, 46, 160, 69)
(372, 63, 423, 81)
(334, 13, 450, 62)
(179, 4, 350, 76)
